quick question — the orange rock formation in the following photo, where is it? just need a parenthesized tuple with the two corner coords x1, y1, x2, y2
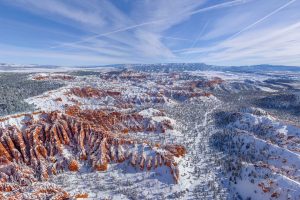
(0, 109, 186, 197)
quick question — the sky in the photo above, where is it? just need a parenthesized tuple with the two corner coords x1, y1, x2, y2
(0, 0, 299, 66)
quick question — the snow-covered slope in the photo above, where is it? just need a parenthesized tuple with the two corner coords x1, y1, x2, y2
(0, 68, 299, 199)
(213, 107, 300, 199)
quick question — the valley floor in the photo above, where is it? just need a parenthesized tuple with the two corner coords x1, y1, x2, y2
(0, 68, 299, 199)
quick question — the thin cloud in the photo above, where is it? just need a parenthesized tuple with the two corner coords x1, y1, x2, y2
(5, 0, 106, 28)
(183, 22, 209, 60)
(161, 36, 193, 41)
(1, 0, 299, 66)
(52, 0, 251, 49)
(51, 20, 167, 48)
(183, 21, 300, 65)
(228, 0, 297, 40)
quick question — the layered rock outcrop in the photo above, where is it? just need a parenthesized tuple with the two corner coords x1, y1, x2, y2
(33, 74, 75, 81)
(0, 109, 186, 198)
(65, 106, 173, 133)
(68, 87, 121, 98)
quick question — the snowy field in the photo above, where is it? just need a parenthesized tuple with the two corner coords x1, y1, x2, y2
(0, 67, 299, 199)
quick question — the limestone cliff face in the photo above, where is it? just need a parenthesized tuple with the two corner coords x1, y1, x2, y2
(69, 87, 121, 98)
(68, 86, 168, 108)
(65, 106, 173, 134)
(0, 110, 186, 197)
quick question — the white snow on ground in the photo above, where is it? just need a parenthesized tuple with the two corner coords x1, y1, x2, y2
(19, 72, 224, 199)
(0, 115, 25, 129)
(1, 70, 300, 199)
(0, 65, 117, 73)
(139, 108, 161, 118)
(221, 107, 300, 199)
(25, 87, 75, 112)
(234, 163, 300, 200)
(0, 112, 42, 130)
(256, 85, 278, 92)
(188, 71, 271, 81)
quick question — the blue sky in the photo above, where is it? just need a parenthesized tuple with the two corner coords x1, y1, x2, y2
(0, 0, 299, 66)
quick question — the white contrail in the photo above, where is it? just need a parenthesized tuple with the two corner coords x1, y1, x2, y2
(161, 36, 193, 41)
(188, 0, 252, 15)
(51, 0, 251, 49)
(51, 19, 166, 48)
(184, 22, 209, 60)
(229, 0, 297, 40)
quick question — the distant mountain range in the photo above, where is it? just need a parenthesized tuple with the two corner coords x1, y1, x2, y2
(123, 63, 300, 73)
(1, 62, 300, 72)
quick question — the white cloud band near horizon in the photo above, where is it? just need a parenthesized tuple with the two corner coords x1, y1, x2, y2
(0, 0, 299, 66)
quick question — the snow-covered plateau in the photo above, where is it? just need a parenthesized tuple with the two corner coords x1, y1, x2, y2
(0, 65, 299, 199)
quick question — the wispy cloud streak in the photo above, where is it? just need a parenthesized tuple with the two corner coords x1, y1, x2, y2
(1, 0, 300, 66)
(228, 0, 297, 40)
(52, 0, 251, 49)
